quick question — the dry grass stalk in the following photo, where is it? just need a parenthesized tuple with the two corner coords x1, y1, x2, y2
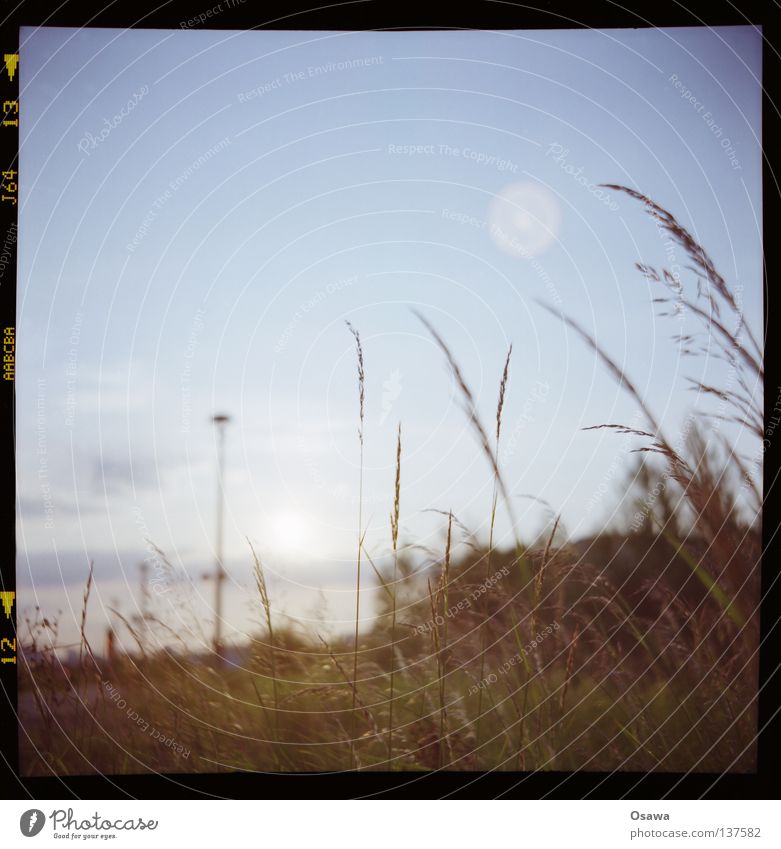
(537, 301, 662, 438)
(414, 311, 518, 530)
(496, 344, 512, 441)
(345, 320, 365, 442)
(429, 512, 454, 768)
(78, 561, 99, 674)
(426, 578, 444, 768)
(476, 343, 512, 761)
(560, 624, 580, 714)
(107, 608, 146, 658)
(318, 635, 382, 748)
(248, 539, 280, 767)
(600, 183, 762, 366)
(387, 423, 402, 767)
(538, 514, 560, 599)
(345, 320, 366, 769)
(549, 185, 762, 632)
(529, 514, 560, 651)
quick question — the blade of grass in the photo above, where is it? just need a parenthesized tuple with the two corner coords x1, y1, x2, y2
(346, 320, 365, 770)
(387, 423, 402, 769)
(248, 539, 281, 771)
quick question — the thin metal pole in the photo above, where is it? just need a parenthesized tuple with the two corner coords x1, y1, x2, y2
(213, 415, 229, 656)
(139, 561, 149, 623)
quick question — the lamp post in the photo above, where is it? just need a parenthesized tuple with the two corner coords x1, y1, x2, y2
(212, 413, 231, 657)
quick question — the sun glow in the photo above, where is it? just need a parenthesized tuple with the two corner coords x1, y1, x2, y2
(267, 510, 313, 555)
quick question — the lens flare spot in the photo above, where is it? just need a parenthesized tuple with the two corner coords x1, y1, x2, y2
(488, 181, 561, 257)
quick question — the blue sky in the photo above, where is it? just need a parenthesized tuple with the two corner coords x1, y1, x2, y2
(16, 26, 763, 649)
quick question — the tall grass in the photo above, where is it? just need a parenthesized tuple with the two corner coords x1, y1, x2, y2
(433, 511, 453, 767)
(544, 185, 761, 641)
(78, 560, 96, 672)
(17, 189, 761, 777)
(387, 423, 402, 768)
(476, 344, 512, 764)
(248, 540, 280, 769)
(345, 319, 365, 770)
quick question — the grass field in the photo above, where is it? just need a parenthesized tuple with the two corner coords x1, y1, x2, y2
(18, 187, 762, 776)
